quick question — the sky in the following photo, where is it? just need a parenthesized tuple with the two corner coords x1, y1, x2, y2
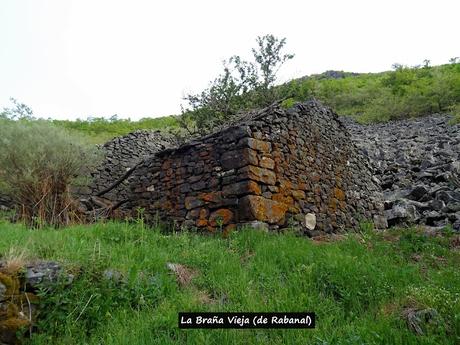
(0, 0, 459, 120)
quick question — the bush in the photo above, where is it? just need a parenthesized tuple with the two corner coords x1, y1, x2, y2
(0, 120, 100, 227)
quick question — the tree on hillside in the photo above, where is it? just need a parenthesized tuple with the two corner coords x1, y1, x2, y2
(0, 97, 35, 120)
(251, 35, 295, 105)
(180, 34, 294, 135)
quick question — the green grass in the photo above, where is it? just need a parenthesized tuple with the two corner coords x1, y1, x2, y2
(1, 220, 459, 344)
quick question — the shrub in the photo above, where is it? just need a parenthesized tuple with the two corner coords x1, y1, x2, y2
(0, 120, 100, 227)
(448, 103, 460, 124)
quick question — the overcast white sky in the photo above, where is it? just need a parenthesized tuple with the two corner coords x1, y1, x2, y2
(0, 0, 458, 120)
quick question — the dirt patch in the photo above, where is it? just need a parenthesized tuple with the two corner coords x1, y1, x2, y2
(311, 234, 346, 244)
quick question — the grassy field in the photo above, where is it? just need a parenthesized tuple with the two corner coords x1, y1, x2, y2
(0, 220, 459, 345)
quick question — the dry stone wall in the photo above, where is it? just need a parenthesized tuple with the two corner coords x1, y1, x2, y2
(78, 130, 177, 204)
(127, 101, 385, 235)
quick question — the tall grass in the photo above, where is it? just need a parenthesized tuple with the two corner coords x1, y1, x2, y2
(0, 120, 100, 227)
(0, 221, 458, 344)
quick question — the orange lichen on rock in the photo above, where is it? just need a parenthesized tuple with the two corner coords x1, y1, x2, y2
(246, 138, 272, 153)
(239, 195, 288, 224)
(240, 165, 276, 185)
(209, 209, 234, 227)
(0, 271, 34, 345)
(127, 101, 385, 234)
(196, 219, 208, 227)
(334, 187, 346, 201)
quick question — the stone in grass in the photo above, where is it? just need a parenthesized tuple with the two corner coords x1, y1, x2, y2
(385, 199, 421, 226)
(166, 263, 197, 287)
(24, 261, 74, 290)
(402, 307, 440, 335)
(103, 269, 124, 283)
(238, 221, 269, 231)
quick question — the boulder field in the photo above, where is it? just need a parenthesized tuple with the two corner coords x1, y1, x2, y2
(343, 114, 460, 231)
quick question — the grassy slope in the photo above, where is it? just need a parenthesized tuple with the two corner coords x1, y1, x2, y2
(52, 116, 179, 144)
(279, 63, 460, 123)
(0, 221, 459, 345)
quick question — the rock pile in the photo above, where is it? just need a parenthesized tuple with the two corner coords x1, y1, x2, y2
(127, 101, 385, 234)
(77, 130, 177, 206)
(343, 115, 460, 231)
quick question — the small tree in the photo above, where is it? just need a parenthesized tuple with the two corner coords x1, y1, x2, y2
(0, 120, 100, 227)
(181, 34, 294, 135)
(0, 98, 35, 120)
(251, 35, 295, 105)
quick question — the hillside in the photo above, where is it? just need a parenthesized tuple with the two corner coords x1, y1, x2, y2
(2, 62, 457, 144)
(279, 62, 460, 123)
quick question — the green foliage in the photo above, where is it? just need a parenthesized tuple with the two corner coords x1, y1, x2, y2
(0, 120, 100, 227)
(2, 60, 459, 145)
(53, 115, 178, 144)
(279, 61, 460, 123)
(0, 98, 178, 144)
(0, 222, 459, 344)
(181, 34, 294, 135)
(449, 103, 460, 124)
(34, 263, 165, 340)
(0, 97, 34, 120)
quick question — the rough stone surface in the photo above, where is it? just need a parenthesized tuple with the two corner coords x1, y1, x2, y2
(24, 261, 73, 289)
(304, 213, 317, 230)
(75, 130, 177, 207)
(126, 101, 385, 233)
(343, 114, 460, 230)
(0, 261, 72, 345)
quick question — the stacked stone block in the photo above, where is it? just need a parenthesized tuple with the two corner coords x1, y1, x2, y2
(77, 130, 177, 204)
(128, 101, 385, 234)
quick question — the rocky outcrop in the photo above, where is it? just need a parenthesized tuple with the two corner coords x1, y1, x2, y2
(343, 114, 460, 231)
(127, 101, 385, 235)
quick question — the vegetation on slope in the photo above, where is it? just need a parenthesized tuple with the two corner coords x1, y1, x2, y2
(0, 98, 178, 144)
(0, 220, 459, 345)
(0, 120, 100, 227)
(2, 58, 459, 142)
(178, 35, 460, 131)
(52, 115, 178, 144)
(279, 61, 460, 123)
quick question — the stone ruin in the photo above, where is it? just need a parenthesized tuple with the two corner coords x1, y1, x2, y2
(70, 104, 460, 233)
(122, 101, 386, 235)
(0, 100, 389, 234)
(76, 130, 177, 208)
